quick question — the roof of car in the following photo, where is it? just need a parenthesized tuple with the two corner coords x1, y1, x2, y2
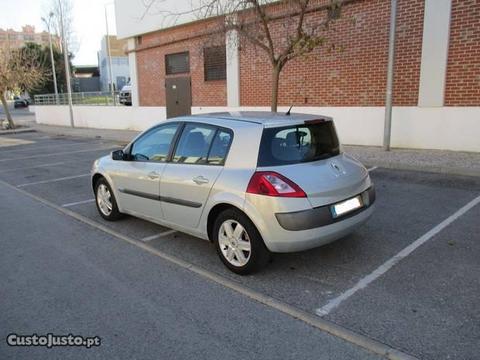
(190, 111, 333, 126)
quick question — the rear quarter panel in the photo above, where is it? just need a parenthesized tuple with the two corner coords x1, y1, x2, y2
(197, 122, 263, 237)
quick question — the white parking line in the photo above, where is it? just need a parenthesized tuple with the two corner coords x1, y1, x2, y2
(141, 230, 177, 242)
(0, 161, 66, 173)
(62, 199, 95, 208)
(17, 174, 91, 188)
(0, 146, 114, 162)
(2, 178, 417, 360)
(367, 166, 378, 172)
(315, 194, 480, 317)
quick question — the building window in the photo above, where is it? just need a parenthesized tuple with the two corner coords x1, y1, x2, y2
(204, 46, 226, 81)
(24, 34, 35, 41)
(165, 51, 189, 75)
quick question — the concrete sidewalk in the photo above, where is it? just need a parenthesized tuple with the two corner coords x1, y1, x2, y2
(344, 145, 480, 177)
(27, 123, 480, 177)
(31, 123, 139, 143)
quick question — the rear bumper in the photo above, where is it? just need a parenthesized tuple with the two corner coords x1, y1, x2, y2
(262, 186, 375, 253)
(275, 186, 375, 231)
(270, 204, 375, 252)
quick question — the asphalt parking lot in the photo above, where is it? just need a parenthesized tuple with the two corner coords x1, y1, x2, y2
(1, 131, 479, 360)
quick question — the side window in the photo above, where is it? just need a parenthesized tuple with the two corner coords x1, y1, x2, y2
(207, 130, 232, 165)
(172, 124, 216, 164)
(131, 123, 179, 162)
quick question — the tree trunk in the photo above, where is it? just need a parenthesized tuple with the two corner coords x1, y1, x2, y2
(0, 93, 15, 130)
(271, 64, 281, 112)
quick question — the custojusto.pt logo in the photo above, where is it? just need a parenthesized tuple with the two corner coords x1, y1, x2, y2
(6, 333, 101, 349)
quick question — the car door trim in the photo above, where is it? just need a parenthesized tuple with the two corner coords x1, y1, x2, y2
(119, 188, 159, 201)
(161, 196, 202, 208)
(118, 188, 202, 208)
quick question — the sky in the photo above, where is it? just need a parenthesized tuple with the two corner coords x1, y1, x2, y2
(0, 0, 117, 65)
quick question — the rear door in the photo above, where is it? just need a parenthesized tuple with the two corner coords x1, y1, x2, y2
(111, 122, 180, 221)
(160, 123, 233, 228)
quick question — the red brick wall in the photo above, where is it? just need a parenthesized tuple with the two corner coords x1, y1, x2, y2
(136, 20, 227, 106)
(134, 0, 478, 108)
(240, 0, 424, 107)
(445, 0, 480, 106)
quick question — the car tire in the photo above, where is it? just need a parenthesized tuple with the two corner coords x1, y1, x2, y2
(94, 178, 123, 221)
(213, 208, 270, 275)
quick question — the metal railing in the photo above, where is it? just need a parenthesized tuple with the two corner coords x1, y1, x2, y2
(34, 92, 123, 106)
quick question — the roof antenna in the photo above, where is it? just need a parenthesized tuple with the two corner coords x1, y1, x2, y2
(286, 105, 293, 116)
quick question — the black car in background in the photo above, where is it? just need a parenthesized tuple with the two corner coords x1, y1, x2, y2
(14, 96, 30, 108)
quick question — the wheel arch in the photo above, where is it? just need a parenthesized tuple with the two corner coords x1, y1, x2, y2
(207, 203, 251, 242)
(91, 173, 105, 191)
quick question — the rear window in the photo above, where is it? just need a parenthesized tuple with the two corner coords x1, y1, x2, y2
(258, 121, 340, 166)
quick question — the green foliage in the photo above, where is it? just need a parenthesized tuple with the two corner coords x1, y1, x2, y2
(21, 42, 74, 96)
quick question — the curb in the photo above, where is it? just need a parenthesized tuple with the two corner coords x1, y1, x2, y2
(363, 162, 480, 178)
(0, 128, 36, 136)
(31, 126, 136, 144)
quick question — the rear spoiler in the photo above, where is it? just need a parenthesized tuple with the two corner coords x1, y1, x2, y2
(304, 117, 332, 125)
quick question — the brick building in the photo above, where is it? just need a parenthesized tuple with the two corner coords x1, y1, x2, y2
(115, 0, 479, 108)
(0, 25, 60, 49)
(41, 0, 470, 152)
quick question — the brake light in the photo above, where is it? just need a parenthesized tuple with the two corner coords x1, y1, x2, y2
(246, 171, 307, 198)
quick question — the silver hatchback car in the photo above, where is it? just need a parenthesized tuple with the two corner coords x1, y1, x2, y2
(92, 112, 375, 274)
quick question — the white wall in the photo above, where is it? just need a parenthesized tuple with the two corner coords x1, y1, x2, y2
(114, 0, 277, 39)
(34, 105, 165, 131)
(418, 0, 452, 107)
(226, 29, 240, 107)
(127, 38, 140, 107)
(114, 0, 200, 39)
(34, 105, 480, 152)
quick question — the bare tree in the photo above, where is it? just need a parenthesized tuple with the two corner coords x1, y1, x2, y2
(0, 46, 47, 129)
(142, 0, 345, 111)
(44, 0, 79, 55)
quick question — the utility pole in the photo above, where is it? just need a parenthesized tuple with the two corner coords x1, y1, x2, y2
(59, 0, 74, 127)
(42, 12, 59, 104)
(105, 4, 116, 105)
(383, 0, 398, 151)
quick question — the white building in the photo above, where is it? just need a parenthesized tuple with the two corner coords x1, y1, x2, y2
(98, 35, 130, 92)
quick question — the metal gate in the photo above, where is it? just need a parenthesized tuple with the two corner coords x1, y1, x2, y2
(165, 77, 192, 119)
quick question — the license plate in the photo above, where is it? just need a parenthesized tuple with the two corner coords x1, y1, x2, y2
(331, 196, 363, 218)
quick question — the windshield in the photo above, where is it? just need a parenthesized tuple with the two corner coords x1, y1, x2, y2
(258, 121, 340, 166)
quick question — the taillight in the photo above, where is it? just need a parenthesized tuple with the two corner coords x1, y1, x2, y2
(246, 171, 307, 198)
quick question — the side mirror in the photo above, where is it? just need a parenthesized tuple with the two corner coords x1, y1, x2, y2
(112, 149, 125, 161)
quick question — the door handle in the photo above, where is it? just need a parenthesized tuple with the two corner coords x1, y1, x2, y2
(192, 176, 209, 185)
(147, 171, 159, 180)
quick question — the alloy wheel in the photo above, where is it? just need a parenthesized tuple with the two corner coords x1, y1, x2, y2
(96, 183, 113, 216)
(218, 220, 252, 267)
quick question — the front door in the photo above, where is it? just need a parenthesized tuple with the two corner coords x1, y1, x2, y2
(165, 77, 191, 119)
(160, 123, 233, 228)
(110, 122, 180, 222)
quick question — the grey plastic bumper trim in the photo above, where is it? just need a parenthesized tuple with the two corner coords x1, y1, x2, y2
(275, 186, 376, 231)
